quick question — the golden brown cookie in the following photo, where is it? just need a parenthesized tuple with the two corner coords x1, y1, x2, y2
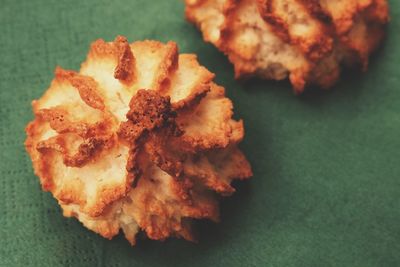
(25, 36, 252, 245)
(185, 0, 389, 93)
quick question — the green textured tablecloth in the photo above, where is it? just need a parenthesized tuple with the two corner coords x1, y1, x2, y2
(1, 1, 399, 266)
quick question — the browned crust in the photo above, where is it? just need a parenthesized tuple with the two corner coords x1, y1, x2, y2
(257, 0, 291, 43)
(219, 0, 263, 78)
(118, 89, 180, 142)
(55, 67, 105, 110)
(36, 134, 107, 168)
(113, 36, 136, 85)
(89, 35, 136, 85)
(169, 54, 215, 110)
(219, 0, 246, 48)
(172, 84, 210, 110)
(118, 90, 185, 179)
(144, 134, 184, 178)
(297, 0, 331, 23)
(152, 41, 179, 92)
(117, 90, 183, 185)
(56, 179, 86, 206)
(36, 108, 87, 135)
(257, 0, 334, 61)
(85, 182, 132, 217)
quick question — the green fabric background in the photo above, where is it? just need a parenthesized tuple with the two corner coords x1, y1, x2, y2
(1, 0, 399, 266)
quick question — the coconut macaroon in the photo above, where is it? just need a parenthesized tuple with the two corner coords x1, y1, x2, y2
(25, 36, 252, 245)
(185, 0, 389, 93)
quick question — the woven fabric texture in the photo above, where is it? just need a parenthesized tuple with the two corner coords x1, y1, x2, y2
(0, 0, 399, 266)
